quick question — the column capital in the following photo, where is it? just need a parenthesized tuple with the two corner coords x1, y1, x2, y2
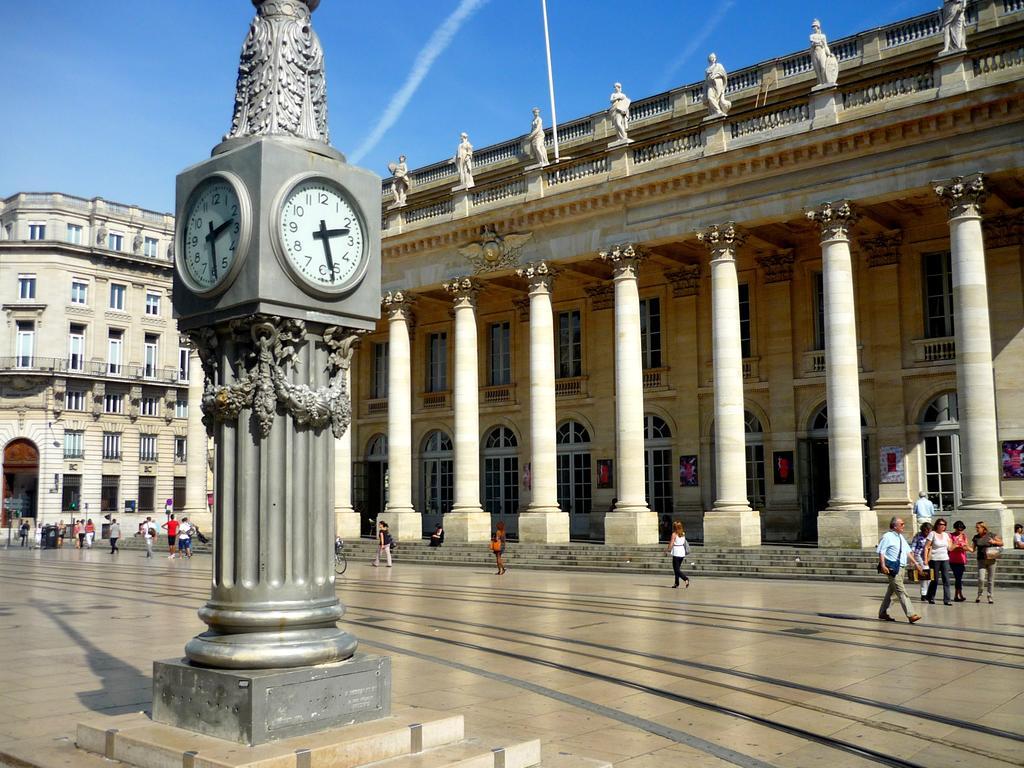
(381, 290, 415, 322)
(755, 250, 795, 282)
(323, 327, 367, 372)
(858, 230, 903, 268)
(807, 200, 857, 242)
(444, 276, 482, 308)
(515, 261, 556, 293)
(665, 264, 702, 297)
(599, 243, 646, 278)
(934, 173, 986, 219)
(696, 222, 745, 260)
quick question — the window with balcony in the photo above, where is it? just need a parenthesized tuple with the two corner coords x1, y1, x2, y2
(426, 332, 448, 393)
(71, 279, 88, 305)
(107, 329, 123, 374)
(139, 434, 158, 462)
(108, 232, 124, 251)
(140, 397, 159, 417)
(174, 437, 187, 463)
(66, 223, 83, 244)
(371, 342, 388, 399)
(639, 298, 661, 369)
(143, 237, 159, 258)
(103, 393, 124, 414)
(557, 310, 582, 378)
(923, 251, 954, 339)
(488, 322, 511, 386)
(109, 283, 126, 310)
(175, 399, 188, 418)
(63, 430, 84, 459)
(18, 275, 36, 300)
(68, 324, 86, 372)
(102, 432, 121, 460)
(15, 321, 34, 368)
(144, 333, 159, 378)
(145, 292, 160, 316)
(28, 223, 46, 240)
(65, 390, 86, 411)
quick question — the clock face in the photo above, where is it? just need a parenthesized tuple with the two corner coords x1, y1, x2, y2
(278, 178, 367, 294)
(179, 176, 247, 294)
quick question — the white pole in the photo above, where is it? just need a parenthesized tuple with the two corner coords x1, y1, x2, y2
(541, 0, 560, 162)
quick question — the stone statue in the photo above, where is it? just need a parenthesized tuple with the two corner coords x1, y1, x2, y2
(96, 225, 108, 247)
(704, 53, 732, 118)
(941, 0, 967, 54)
(809, 19, 839, 87)
(132, 232, 143, 254)
(224, 0, 329, 144)
(453, 132, 474, 189)
(526, 108, 549, 167)
(387, 155, 409, 207)
(608, 82, 631, 142)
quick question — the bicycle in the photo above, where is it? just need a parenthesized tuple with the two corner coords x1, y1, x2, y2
(334, 537, 347, 575)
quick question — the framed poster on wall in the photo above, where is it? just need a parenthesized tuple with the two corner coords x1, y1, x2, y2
(880, 446, 905, 484)
(679, 455, 698, 486)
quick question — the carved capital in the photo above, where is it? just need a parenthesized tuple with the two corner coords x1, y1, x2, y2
(515, 261, 556, 293)
(934, 173, 985, 219)
(665, 265, 702, 297)
(859, 231, 903, 268)
(584, 283, 615, 310)
(599, 243, 646, 278)
(381, 291, 415, 323)
(696, 222, 744, 260)
(444, 276, 482, 308)
(983, 210, 1024, 248)
(755, 250, 795, 282)
(807, 200, 857, 242)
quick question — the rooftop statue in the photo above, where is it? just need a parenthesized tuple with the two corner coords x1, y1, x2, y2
(527, 108, 549, 167)
(225, 0, 329, 144)
(809, 19, 839, 87)
(704, 53, 732, 118)
(941, 0, 968, 54)
(453, 132, 475, 189)
(608, 82, 631, 142)
(388, 155, 410, 207)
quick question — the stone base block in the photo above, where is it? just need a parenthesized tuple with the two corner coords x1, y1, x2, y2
(382, 509, 423, 542)
(335, 510, 362, 540)
(702, 117, 728, 154)
(152, 654, 390, 746)
(936, 51, 969, 96)
(872, 503, 912, 539)
(704, 508, 762, 547)
(604, 510, 659, 544)
(518, 509, 569, 543)
(817, 508, 877, 548)
(810, 85, 840, 127)
(444, 509, 492, 542)
(952, 503, 1015, 548)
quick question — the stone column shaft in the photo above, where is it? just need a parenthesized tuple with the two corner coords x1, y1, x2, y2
(184, 349, 211, 530)
(382, 293, 419, 540)
(334, 337, 362, 540)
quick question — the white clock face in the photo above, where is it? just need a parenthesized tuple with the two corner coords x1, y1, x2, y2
(181, 177, 244, 293)
(279, 179, 366, 293)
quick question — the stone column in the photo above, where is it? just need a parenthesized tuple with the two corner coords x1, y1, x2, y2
(381, 292, 420, 541)
(443, 277, 490, 541)
(934, 174, 1012, 542)
(334, 334, 363, 540)
(599, 244, 657, 544)
(516, 262, 568, 542)
(807, 201, 876, 548)
(698, 224, 761, 546)
(183, 348, 211, 531)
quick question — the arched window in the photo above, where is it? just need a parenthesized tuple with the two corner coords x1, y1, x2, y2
(920, 393, 960, 512)
(744, 413, 766, 509)
(482, 426, 518, 519)
(421, 430, 453, 528)
(556, 420, 592, 536)
(367, 434, 387, 459)
(644, 415, 673, 516)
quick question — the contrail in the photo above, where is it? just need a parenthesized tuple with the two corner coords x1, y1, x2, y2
(659, 0, 735, 88)
(349, 0, 490, 164)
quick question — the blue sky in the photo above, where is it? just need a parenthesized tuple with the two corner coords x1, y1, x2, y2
(0, 0, 941, 213)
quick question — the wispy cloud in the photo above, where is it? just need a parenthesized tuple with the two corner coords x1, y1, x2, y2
(349, 0, 490, 164)
(659, 0, 735, 88)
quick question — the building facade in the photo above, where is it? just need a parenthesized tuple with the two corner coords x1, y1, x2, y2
(0, 193, 209, 533)
(342, 2, 1024, 546)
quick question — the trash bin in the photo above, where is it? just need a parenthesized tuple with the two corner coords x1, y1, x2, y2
(42, 525, 58, 549)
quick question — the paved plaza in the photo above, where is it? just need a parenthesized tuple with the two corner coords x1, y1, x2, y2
(0, 547, 1022, 767)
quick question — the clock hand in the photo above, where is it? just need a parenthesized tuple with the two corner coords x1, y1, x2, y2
(205, 220, 219, 280)
(312, 220, 350, 281)
(210, 218, 233, 240)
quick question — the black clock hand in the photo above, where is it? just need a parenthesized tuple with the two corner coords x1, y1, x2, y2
(205, 220, 219, 280)
(312, 220, 350, 281)
(210, 218, 233, 240)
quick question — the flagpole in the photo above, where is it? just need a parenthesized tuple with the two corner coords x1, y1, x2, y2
(541, 0, 560, 162)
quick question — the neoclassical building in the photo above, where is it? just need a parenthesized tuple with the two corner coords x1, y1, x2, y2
(0, 193, 209, 532)
(339, 2, 1024, 547)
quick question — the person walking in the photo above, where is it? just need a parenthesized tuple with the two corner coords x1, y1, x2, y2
(56, 520, 65, 548)
(491, 521, 507, 575)
(910, 521, 932, 600)
(108, 518, 121, 554)
(912, 491, 935, 526)
(162, 514, 179, 558)
(972, 521, 1004, 604)
(142, 516, 155, 558)
(18, 521, 29, 547)
(84, 519, 95, 549)
(925, 518, 953, 606)
(664, 520, 691, 588)
(948, 520, 972, 602)
(74, 520, 84, 549)
(372, 520, 392, 567)
(877, 517, 922, 624)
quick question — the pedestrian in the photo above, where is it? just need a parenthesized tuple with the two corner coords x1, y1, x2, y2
(972, 521, 1004, 604)
(56, 520, 65, 548)
(664, 520, 691, 588)
(429, 524, 444, 547)
(491, 521, 507, 575)
(948, 520, 972, 602)
(162, 514, 179, 558)
(876, 517, 922, 624)
(372, 520, 392, 567)
(925, 518, 953, 606)
(108, 518, 121, 554)
(1013, 523, 1024, 550)
(74, 520, 84, 548)
(84, 519, 95, 549)
(910, 521, 932, 600)
(18, 521, 29, 547)
(177, 517, 193, 558)
(142, 516, 155, 558)
(33, 524, 42, 549)
(912, 491, 935, 525)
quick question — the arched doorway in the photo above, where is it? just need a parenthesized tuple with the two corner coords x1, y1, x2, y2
(482, 426, 519, 536)
(3, 439, 39, 527)
(920, 392, 960, 513)
(800, 404, 869, 541)
(355, 434, 387, 537)
(421, 430, 453, 534)
(556, 420, 592, 538)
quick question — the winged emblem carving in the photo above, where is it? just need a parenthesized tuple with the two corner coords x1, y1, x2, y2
(458, 227, 533, 273)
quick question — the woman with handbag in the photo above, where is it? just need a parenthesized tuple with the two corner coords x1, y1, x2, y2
(491, 522, 507, 575)
(948, 521, 972, 602)
(972, 521, 1003, 603)
(664, 520, 690, 589)
(372, 520, 392, 567)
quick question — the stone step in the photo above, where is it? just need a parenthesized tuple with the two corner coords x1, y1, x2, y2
(364, 739, 541, 768)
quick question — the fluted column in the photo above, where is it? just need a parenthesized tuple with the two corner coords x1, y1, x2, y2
(334, 334, 363, 540)
(381, 292, 420, 541)
(807, 201, 875, 548)
(444, 277, 490, 541)
(698, 224, 761, 546)
(184, 348, 211, 531)
(934, 174, 1011, 542)
(516, 262, 568, 543)
(599, 245, 657, 544)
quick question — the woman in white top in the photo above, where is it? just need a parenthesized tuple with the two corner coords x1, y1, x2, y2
(664, 521, 690, 589)
(924, 518, 953, 605)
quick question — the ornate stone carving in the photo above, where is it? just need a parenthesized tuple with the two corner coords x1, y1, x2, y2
(704, 53, 732, 118)
(807, 200, 857, 241)
(381, 290, 416, 323)
(166, 241, 175, 261)
(983, 211, 1024, 248)
(599, 243, 646, 277)
(859, 231, 903, 268)
(665, 265, 701, 297)
(51, 384, 65, 418)
(941, 0, 967, 54)
(443, 276, 481, 308)
(516, 261, 556, 292)
(584, 283, 615, 310)
(934, 173, 986, 219)
(452, 133, 474, 189)
(225, 0, 329, 144)
(91, 383, 104, 420)
(387, 155, 409, 207)
(95, 225, 108, 247)
(608, 82, 631, 142)
(459, 227, 533, 273)
(810, 19, 839, 86)
(697, 222, 745, 259)
(128, 386, 142, 421)
(756, 250, 795, 282)
(526, 108, 549, 167)
(512, 297, 530, 321)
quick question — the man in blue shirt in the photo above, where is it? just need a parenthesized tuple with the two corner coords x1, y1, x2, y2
(877, 517, 923, 624)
